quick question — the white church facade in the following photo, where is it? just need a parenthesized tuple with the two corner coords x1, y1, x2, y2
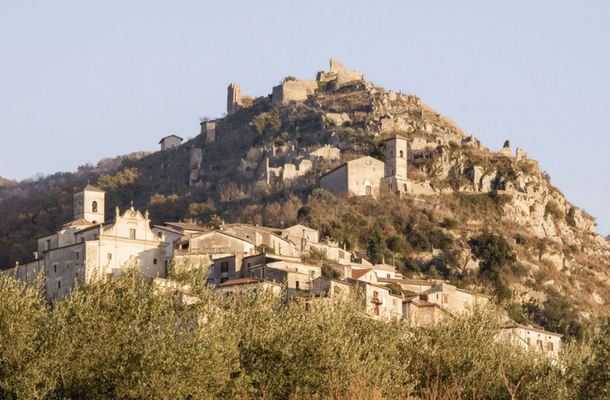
(4, 185, 167, 301)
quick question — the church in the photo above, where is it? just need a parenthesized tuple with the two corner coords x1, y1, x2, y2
(4, 185, 167, 301)
(320, 135, 410, 197)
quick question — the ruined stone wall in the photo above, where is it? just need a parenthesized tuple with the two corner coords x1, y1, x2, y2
(272, 80, 319, 106)
(200, 121, 216, 143)
(309, 145, 340, 161)
(227, 83, 241, 115)
(317, 59, 363, 85)
(320, 164, 349, 195)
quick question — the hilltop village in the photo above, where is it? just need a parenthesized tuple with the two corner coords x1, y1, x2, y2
(5, 182, 562, 359)
(6, 59, 610, 365)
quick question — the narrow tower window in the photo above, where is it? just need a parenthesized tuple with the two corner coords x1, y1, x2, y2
(399, 150, 404, 158)
(92, 201, 98, 213)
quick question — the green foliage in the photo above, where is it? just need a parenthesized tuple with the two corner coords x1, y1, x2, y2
(542, 287, 583, 341)
(576, 326, 610, 398)
(440, 217, 458, 229)
(468, 230, 516, 301)
(252, 108, 281, 135)
(147, 193, 191, 225)
(321, 263, 341, 279)
(545, 200, 564, 220)
(1, 272, 593, 399)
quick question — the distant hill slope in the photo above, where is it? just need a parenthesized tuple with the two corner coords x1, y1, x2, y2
(2, 61, 609, 338)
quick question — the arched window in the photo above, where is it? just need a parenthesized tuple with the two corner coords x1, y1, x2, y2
(399, 150, 404, 158)
(92, 201, 98, 213)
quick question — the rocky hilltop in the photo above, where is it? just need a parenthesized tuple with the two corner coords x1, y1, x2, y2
(2, 59, 609, 336)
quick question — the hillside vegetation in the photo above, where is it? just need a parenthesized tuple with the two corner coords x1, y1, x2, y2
(2, 69, 610, 339)
(3, 270, 610, 399)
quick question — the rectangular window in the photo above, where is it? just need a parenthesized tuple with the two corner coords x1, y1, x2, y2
(220, 261, 229, 273)
(53, 265, 57, 273)
(108, 253, 112, 260)
(130, 229, 136, 239)
(57, 281, 61, 289)
(76, 252, 79, 260)
(296, 281, 300, 290)
(310, 270, 315, 278)
(153, 259, 157, 265)
(537, 340, 543, 349)
(548, 342, 554, 351)
(47, 239, 51, 250)
(526, 338, 531, 345)
(443, 295, 449, 304)
(80, 237, 85, 243)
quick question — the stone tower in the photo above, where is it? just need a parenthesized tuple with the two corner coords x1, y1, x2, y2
(381, 135, 410, 195)
(227, 83, 242, 115)
(74, 184, 105, 224)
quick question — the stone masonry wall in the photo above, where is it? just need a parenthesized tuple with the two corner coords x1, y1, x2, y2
(272, 80, 319, 106)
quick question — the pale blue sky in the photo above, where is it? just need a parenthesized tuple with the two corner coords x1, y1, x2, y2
(1, 1, 609, 233)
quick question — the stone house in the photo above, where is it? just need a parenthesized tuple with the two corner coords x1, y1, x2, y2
(351, 268, 378, 283)
(152, 222, 207, 260)
(376, 277, 436, 294)
(173, 230, 256, 272)
(281, 224, 319, 250)
(498, 324, 562, 359)
(423, 283, 490, 314)
(309, 277, 352, 299)
(5, 185, 167, 301)
(207, 255, 247, 286)
(403, 296, 447, 326)
(159, 135, 183, 151)
(347, 278, 403, 322)
(249, 260, 321, 292)
(222, 224, 300, 257)
(309, 240, 352, 264)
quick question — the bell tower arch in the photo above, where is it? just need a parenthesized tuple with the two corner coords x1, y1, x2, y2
(74, 184, 106, 223)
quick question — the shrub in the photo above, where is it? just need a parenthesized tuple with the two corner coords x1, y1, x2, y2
(440, 217, 458, 229)
(544, 200, 564, 220)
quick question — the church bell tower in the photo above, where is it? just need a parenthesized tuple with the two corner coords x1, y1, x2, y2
(74, 184, 106, 224)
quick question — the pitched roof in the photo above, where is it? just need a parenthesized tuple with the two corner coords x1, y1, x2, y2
(158, 134, 183, 144)
(351, 268, 373, 280)
(81, 184, 104, 192)
(219, 277, 266, 287)
(164, 222, 207, 232)
(319, 156, 384, 179)
(62, 219, 95, 227)
(501, 324, 563, 338)
(153, 225, 184, 235)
